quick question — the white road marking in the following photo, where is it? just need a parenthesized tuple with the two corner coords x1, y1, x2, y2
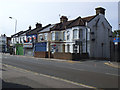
(105, 73, 120, 76)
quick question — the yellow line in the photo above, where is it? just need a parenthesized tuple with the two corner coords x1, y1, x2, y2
(3, 64, 96, 89)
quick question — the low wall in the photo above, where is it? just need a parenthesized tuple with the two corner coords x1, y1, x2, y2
(53, 52, 72, 60)
(53, 52, 89, 60)
(34, 51, 48, 58)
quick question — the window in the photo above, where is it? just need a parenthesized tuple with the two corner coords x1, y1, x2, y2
(73, 29, 77, 39)
(39, 35, 43, 41)
(20, 37, 22, 43)
(23, 37, 24, 41)
(67, 31, 70, 40)
(13, 38, 14, 43)
(55, 32, 59, 41)
(87, 28, 90, 40)
(44, 33, 47, 40)
(67, 44, 70, 52)
(79, 29, 83, 40)
(63, 31, 65, 41)
(51, 32, 55, 41)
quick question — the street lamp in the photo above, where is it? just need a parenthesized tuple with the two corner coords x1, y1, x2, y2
(9, 17, 18, 55)
(9, 17, 17, 34)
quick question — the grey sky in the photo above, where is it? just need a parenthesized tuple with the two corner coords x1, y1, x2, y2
(0, 0, 119, 37)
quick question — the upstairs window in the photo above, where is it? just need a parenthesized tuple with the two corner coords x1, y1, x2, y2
(67, 30, 70, 40)
(79, 29, 83, 40)
(39, 35, 43, 41)
(63, 31, 65, 41)
(51, 32, 55, 41)
(55, 32, 59, 41)
(73, 29, 77, 39)
(44, 33, 47, 40)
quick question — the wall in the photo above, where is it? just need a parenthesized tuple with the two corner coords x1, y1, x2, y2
(53, 52, 89, 60)
(88, 14, 112, 59)
(34, 51, 48, 58)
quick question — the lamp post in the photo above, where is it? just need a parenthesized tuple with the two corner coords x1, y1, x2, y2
(9, 17, 17, 34)
(9, 17, 17, 55)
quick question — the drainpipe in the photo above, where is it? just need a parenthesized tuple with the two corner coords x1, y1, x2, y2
(85, 22, 88, 53)
(48, 41, 51, 58)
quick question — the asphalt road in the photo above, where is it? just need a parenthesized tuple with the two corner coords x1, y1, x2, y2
(2, 54, 119, 89)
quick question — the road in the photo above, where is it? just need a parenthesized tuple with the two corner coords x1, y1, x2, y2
(1, 54, 119, 89)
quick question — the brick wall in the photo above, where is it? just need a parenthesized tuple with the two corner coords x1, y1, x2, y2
(34, 51, 48, 58)
(54, 52, 72, 60)
(53, 52, 89, 60)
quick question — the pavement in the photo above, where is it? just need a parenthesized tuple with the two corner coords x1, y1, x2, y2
(104, 61, 120, 68)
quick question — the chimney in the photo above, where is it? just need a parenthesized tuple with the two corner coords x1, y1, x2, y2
(36, 23, 42, 28)
(3, 34, 6, 37)
(95, 7, 105, 15)
(29, 26, 31, 30)
(60, 16, 68, 23)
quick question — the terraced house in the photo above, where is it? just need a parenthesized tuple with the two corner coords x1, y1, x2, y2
(10, 7, 113, 60)
(48, 7, 112, 60)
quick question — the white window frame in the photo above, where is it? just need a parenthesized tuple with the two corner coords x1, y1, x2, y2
(51, 32, 55, 41)
(67, 30, 70, 40)
(44, 33, 47, 41)
(63, 31, 65, 41)
(73, 29, 78, 39)
(55, 32, 59, 41)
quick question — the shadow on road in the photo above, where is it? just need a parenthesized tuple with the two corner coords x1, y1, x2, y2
(2, 80, 32, 89)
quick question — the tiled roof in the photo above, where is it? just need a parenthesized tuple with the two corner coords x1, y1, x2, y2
(51, 15, 97, 31)
(67, 16, 86, 28)
(51, 20, 73, 31)
(38, 24, 52, 33)
(26, 27, 42, 35)
(82, 15, 97, 22)
(11, 31, 24, 37)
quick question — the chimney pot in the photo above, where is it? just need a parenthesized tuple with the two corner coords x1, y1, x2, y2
(95, 7, 105, 15)
(60, 16, 68, 23)
(36, 23, 42, 28)
(29, 26, 31, 30)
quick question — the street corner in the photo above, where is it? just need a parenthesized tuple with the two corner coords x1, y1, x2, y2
(104, 62, 120, 68)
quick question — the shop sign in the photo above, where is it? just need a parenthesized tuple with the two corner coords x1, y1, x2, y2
(23, 43, 33, 48)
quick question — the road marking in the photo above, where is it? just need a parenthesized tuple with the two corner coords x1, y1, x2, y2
(3, 63, 97, 89)
(105, 73, 120, 76)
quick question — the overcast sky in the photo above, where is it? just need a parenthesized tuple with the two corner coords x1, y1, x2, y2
(0, 0, 119, 37)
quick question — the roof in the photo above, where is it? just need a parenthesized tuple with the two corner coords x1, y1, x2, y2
(51, 20, 73, 31)
(51, 15, 97, 31)
(38, 24, 53, 33)
(26, 27, 42, 36)
(67, 16, 86, 28)
(11, 31, 24, 38)
(82, 15, 97, 22)
(11, 28, 32, 37)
